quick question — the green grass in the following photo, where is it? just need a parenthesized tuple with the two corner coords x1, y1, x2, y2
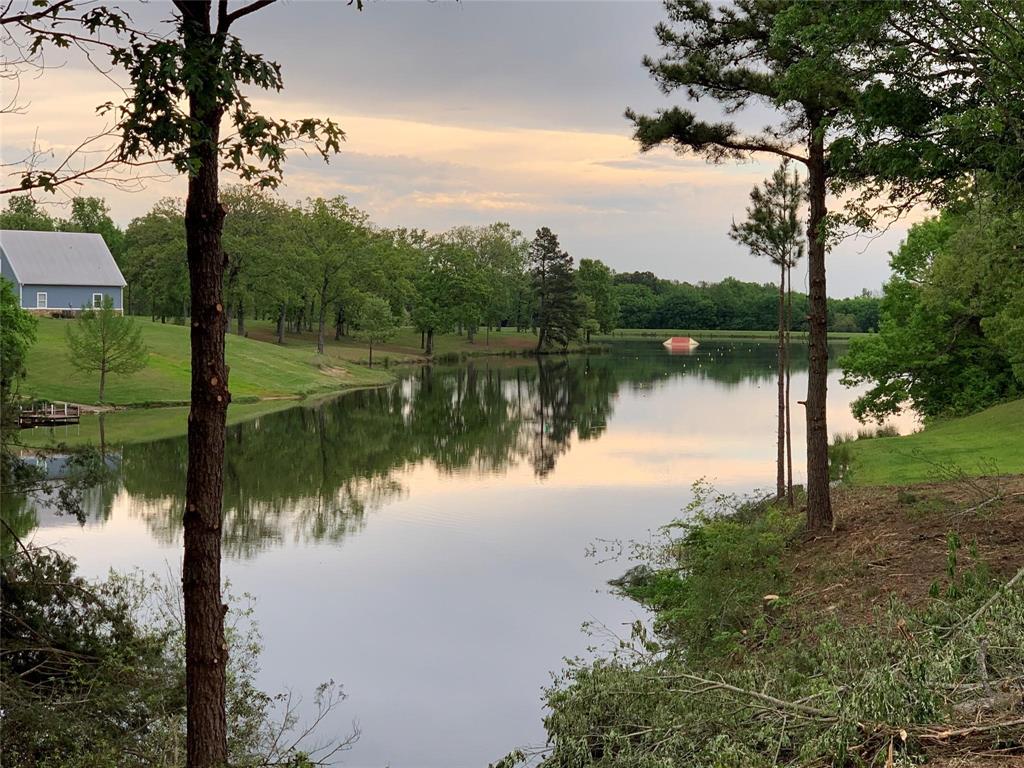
(244, 321, 588, 364)
(596, 328, 869, 341)
(20, 400, 296, 448)
(24, 317, 391, 406)
(845, 399, 1024, 485)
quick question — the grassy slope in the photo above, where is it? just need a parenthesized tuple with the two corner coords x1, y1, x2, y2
(245, 320, 572, 364)
(24, 318, 390, 406)
(847, 398, 1024, 485)
(21, 400, 295, 448)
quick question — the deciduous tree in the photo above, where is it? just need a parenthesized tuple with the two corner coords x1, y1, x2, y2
(352, 294, 398, 368)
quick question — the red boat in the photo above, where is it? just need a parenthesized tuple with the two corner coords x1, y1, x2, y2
(662, 336, 700, 349)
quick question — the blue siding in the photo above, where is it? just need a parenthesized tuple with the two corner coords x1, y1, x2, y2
(23, 284, 123, 311)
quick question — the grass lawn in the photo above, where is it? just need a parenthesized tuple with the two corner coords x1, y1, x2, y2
(24, 317, 391, 406)
(845, 398, 1024, 485)
(245, 321, 564, 364)
(20, 400, 296, 448)
(597, 328, 869, 341)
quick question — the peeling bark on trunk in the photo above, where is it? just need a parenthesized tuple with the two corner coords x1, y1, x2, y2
(805, 128, 832, 529)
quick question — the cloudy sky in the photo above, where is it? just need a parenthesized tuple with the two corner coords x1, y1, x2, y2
(3, 1, 920, 296)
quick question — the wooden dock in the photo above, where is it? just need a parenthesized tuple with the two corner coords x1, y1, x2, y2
(19, 402, 81, 428)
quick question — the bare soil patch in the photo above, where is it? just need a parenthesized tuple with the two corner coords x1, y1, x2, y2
(789, 476, 1024, 626)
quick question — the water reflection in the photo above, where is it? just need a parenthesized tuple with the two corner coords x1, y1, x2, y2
(15, 341, 846, 557)
(12, 340, 910, 768)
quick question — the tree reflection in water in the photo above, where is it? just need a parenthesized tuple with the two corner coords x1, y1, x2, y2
(13, 341, 833, 557)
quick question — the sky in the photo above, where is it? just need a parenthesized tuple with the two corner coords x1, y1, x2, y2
(1, 0, 922, 297)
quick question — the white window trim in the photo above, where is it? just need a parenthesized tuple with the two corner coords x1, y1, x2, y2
(36, 291, 47, 309)
(92, 292, 104, 309)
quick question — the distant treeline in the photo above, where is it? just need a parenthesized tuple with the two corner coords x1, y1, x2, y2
(1, 195, 880, 341)
(613, 271, 880, 334)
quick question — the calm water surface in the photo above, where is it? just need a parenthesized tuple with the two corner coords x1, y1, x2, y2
(26, 341, 913, 767)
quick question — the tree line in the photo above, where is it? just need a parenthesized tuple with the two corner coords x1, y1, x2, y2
(614, 272, 880, 334)
(2, 193, 881, 344)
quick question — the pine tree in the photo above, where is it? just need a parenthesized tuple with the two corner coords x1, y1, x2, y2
(529, 227, 580, 352)
(729, 161, 804, 503)
(65, 298, 148, 402)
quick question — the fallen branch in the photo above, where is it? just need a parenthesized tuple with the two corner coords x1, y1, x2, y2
(662, 672, 836, 721)
(949, 565, 1024, 635)
(917, 717, 1024, 742)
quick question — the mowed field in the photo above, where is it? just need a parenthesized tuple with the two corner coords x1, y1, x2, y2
(23, 317, 391, 406)
(244, 320, 555, 364)
(845, 399, 1024, 485)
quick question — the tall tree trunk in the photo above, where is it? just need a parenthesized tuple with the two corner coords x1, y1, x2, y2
(236, 297, 245, 336)
(368, 343, 373, 367)
(425, 327, 434, 356)
(334, 306, 343, 341)
(99, 366, 106, 402)
(316, 291, 327, 355)
(785, 261, 794, 508)
(420, 329, 425, 349)
(805, 128, 832, 529)
(180, 10, 229, 768)
(776, 260, 785, 501)
(276, 303, 286, 345)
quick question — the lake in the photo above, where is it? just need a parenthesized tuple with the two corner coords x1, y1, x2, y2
(24, 340, 913, 767)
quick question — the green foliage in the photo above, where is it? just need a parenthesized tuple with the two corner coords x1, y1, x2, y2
(530, 227, 582, 351)
(0, 196, 57, 231)
(0, 547, 354, 767)
(59, 197, 125, 262)
(65, 298, 149, 401)
(1, 548, 183, 767)
(612, 273, 881, 333)
(728, 161, 804, 273)
(841, 192, 1024, 422)
(122, 198, 188, 320)
(576, 259, 619, 336)
(523, 494, 1024, 767)
(0, 277, 37, 395)
(618, 482, 800, 662)
(351, 295, 397, 366)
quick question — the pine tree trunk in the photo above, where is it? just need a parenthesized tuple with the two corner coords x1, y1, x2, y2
(776, 261, 785, 501)
(805, 129, 832, 529)
(785, 262, 795, 508)
(179, 10, 229, 768)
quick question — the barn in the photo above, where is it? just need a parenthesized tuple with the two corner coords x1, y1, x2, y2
(0, 230, 126, 315)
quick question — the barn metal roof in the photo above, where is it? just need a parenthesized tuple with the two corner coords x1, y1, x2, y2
(0, 230, 127, 287)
